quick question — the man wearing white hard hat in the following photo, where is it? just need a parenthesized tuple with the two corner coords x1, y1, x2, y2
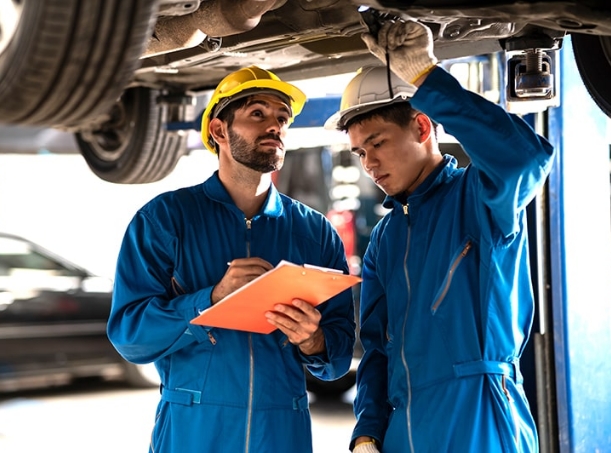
(108, 66, 356, 453)
(327, 20, 555, 453)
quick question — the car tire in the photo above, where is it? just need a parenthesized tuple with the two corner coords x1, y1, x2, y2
(122, 362, 161, 389)
(75, 87, 188, 184)
(0, 0, 157, 128)
(572, 34, 611, 118)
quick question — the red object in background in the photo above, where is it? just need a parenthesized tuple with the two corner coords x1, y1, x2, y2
(326, 209, 356, 259)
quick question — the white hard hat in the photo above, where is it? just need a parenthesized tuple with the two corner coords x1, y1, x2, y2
(324, 65, 416, 130)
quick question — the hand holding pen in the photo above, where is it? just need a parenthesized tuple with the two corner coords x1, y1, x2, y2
(211, 257, 273, 304)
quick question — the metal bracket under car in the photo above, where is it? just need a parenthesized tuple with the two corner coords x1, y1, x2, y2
(505, 49, 560, 115)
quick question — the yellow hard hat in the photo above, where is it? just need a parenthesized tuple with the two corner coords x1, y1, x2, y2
(201, 66, 307, 153)
(324, 65, 416, 130)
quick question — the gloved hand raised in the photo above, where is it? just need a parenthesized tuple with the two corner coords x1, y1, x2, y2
(362, 20, 438, 85)
(353, 441, 380, 453)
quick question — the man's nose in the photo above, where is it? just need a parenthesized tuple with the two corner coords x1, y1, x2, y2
(266, 117, 286, 134)
(363, 153, 378, 172)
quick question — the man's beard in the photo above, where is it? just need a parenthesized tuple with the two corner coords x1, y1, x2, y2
(228, 128, 284, 173)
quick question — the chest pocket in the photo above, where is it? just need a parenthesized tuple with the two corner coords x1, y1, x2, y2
(171, 275, 188, 297)
(430, 238, 473, 314)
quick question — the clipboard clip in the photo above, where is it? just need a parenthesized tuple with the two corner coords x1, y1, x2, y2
(302, 263, 344, 274)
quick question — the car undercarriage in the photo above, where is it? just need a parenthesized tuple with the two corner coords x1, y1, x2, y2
(1, 0, 610, 183)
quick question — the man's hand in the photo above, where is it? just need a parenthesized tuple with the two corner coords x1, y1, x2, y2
(265, 299, 326, 355)
(211, 257, 274, 304)
(362, 20, 438, 86)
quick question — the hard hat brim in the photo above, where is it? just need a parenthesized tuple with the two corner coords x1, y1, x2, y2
(202, 80, 306, 153)
(212, 88, 293, 120)
(324, 94, 412, 131)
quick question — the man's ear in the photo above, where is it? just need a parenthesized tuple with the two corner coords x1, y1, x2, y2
(209, 118, 228, 148)
(414, 113, 432, 144)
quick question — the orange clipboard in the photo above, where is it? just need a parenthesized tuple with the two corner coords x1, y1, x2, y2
(190, 260, 361, 334)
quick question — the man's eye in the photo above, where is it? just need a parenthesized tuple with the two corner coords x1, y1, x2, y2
(278, 116, 289, 125)
(351, 149, 365, 158)
(372, 141, 383, 149)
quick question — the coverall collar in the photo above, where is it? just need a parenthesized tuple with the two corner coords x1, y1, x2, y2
(383, 154, 458, 210)
(203, 171, 285, 218)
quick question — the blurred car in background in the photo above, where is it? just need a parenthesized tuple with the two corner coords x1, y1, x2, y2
(0, 231, 355, 397)
(0, 232, 159, 392)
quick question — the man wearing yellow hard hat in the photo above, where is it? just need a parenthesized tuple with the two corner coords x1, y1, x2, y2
(108, 66, 356, 452)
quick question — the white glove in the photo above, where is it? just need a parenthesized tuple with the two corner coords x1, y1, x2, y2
(362, 20, 438, 85)
(353, 441, 381, 453)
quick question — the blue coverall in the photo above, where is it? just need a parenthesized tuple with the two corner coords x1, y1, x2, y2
(107, 173, 356, 453)
(352, 67, 555, 452)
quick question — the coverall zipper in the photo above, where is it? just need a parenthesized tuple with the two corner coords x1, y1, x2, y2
(244, 217, 254, 453)
(431, 240, 472, 313)
(171, 277, 186, 296)
(245, 334, 255, 453)
(400, 202, 416, 453)
(245, 218, 252, 257)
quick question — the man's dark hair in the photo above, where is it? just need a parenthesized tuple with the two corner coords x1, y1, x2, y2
(211, 96, 251, 154)
(340, 101, 416, 132)
(216, 96, 250, 128)
(340, 101, 438, 139)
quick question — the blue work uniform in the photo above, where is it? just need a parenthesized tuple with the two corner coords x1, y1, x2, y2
(107, 173, 356, 453)
(352, 67, 555, 452)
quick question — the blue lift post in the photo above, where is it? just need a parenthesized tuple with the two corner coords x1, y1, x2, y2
(547, 38, 611, 452)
